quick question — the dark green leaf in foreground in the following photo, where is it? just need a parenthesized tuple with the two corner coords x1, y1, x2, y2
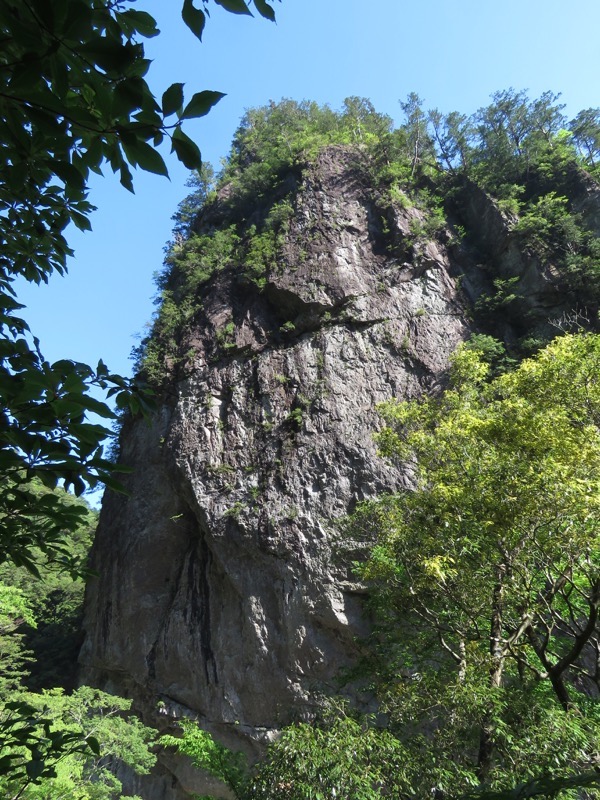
(182, 0, 207, 39)
(215, 0, 253, 15)
(162, 82, 185, 116)
(171, 128, 203, 170)
(180, 90, 226, 120)
(253, 0, 277, 21)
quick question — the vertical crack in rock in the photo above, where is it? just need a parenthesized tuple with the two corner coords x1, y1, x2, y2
(184, 536, 217, 686)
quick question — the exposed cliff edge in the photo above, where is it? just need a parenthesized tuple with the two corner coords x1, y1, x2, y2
(80, 123, 599, 796)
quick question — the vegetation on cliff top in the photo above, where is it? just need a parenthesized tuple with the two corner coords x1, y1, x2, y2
(142, 90, 600, 385)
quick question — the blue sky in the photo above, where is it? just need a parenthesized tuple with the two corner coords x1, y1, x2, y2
(17, 0, 600, 379)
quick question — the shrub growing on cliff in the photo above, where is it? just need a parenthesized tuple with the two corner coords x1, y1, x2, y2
(161, 713, 411, 800)
(161, 720, 247, 799)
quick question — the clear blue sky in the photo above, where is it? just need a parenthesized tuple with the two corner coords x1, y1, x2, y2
(17, 0, 600, 378)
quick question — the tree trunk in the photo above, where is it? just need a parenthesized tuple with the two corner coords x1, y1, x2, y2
(477, 566, 505, 782)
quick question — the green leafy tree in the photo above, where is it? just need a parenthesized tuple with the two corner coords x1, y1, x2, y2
(0, 490, 153, 800)
(245, 713, 410, 800)
(171, 163, 217, 242)
(0, 583, 36, 695)
(427, 108, 473, 173)
(0, 698, 95, 800)
(341, 95, 393, 145)
(0, 686, 157, 800)
(471, 89, 566, 189)
(160, 712, 411, 800)
(351, 333, 600, 794)
(399, 92, 435, 178)
(161, 719, 247, 800)
(570, 108, 600, 171)
(0, 490, 97, 692)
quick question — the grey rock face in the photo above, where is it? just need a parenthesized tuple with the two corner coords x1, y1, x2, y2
(82, 147, 558, 797)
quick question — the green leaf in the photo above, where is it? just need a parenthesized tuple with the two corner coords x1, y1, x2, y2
(180, 91, 225, 121)
(116, 9, 160, 38)
(162, 83, 185, 116)
(181, 0, 206, 40)
(253, 0, 276, 20)
(215, 0, 253, 15)
(79, 38, 138, 75)
(122, 139, 169, 178)
(25, 759, 45, 780)
(171, 127, 202, 170)
(113, 76, 151, 116)
(70, 210, 92, 232)
(120, 162, 134, 193)
(87, 736, 101, 756)
(63, 395, 115, 420)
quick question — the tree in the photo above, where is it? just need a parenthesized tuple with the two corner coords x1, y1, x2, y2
(352, 333, 600, 794)
(244, 713, 410, 800)
(160, 712, 411, 800)
(427, 108, 473, 173)
(0, 0, 279, 575)
(0, 686, 157, 799)
(341, 96, 393, 145)
(399, 92, 434, 178)
(0, 490, 97, 693)
(570, 108, 600, 170)
(161, 719, 248, 799)
(171, 163, 217, 243)
(0, 583, 36, 695)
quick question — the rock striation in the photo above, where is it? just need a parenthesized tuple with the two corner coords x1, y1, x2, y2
(79, 145, 584, 798)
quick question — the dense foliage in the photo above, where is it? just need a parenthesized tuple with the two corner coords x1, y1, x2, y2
(160, 711, 411, 800)
(0, 489, 96, 693)
(0, 687, 157, 800)
(355, 333, 600, 793)
(0, 492, 162, 800)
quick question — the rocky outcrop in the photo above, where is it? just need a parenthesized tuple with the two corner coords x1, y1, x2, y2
(80, 147, 575, 798)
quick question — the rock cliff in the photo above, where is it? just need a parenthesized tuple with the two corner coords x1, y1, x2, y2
(79, 142, 592, 798)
